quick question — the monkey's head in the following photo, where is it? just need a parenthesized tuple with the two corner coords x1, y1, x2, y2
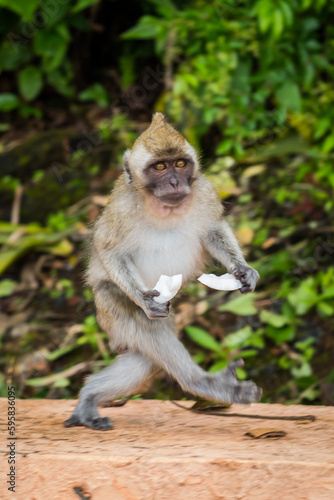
(123, 113, 199, 217)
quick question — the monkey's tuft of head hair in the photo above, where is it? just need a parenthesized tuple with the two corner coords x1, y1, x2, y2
(133, 112, 186, 157)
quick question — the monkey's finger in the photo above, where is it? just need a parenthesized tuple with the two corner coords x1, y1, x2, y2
(147, 312, 170, 319)
(234, 269, 247, 280)
(229, 359, 244, 369)
(144, 289, 160, 298)
(240, 284, 253, 294)
(160, 300, 170, 308)
(227, 359, 244, 377)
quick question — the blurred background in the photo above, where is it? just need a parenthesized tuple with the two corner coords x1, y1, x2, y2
(0, 0, 333, 406)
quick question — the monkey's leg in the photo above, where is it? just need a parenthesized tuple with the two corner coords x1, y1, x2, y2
(64, 352, 157, 431)
(131, 323, 262, 405)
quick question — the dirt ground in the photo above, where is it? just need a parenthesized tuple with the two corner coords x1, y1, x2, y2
(1, 399, 334, 500)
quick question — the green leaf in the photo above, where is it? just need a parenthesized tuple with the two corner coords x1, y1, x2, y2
(266, 325, 295, 343)
(322, 134, 334, 153)
(260, 310, 290, 328)
(72, 0, 100, 14)
(319, 287, 334, 301)
(46, 68, 74, 97)
(275, 81, 301, 112)
(52, 378, 70, 388)
(292, 361, 312, 378)
(280, 1, 293, 26)
(121, 16, 160, 40)
(219, 294, 257, 316)
(216, 139, 233, 155)
(223, 326, 253, 348)
(256, 0, 272, 33)
(314, 116, 331, 140)
(0, 227, 74, 275)
(317, 302, 334, 317)
(287, 277, 318, 315)
(34, 31, 68, 71)
(0, 93, 19, 111)
(236, 367, 247, 379)
(209, 360, 227, 373)
(185, 326, 221, 352)
(46, 344, 78, 361)
(0, 0, 40, 20)
(38, 238, 73, 256)
(18, 66, 42, 101)
(273, 9, 284, 38)
(0, 279, 17, 297)
(148, 0, 177, 17)
(19, 105, 42, 118)
(78, 83, 109, 107)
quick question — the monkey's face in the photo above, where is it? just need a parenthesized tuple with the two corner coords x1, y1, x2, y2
(142, 156, 196, 217)
(123, 113, 200, 218)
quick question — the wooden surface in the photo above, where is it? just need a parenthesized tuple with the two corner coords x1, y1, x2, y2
(1, 399, 334, 500)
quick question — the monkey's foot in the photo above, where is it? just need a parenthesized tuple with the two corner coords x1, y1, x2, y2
(218, 359, 262, 404)
(233, 380, 262, 404)
(64, 414, 113, 431)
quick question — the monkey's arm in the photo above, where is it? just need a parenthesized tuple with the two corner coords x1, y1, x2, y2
(95, 246, 170, 319)
(205, 221, 259, 294)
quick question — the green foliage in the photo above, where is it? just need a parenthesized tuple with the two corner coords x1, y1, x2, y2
(185, 326, 221, 352)
(0, 0, 40, 20)
(18, 66, 42, 100)
(0, 92, 19, 111)
(72, 0, 100, 14)
(0, 222, 74, 273)
(219, 294, 257, 316)
(123, 0, 334, 159)
(0, 279, 17, 297)
(1, 0, 333, 405)
(78, 83, 110, 108)
(0, 0, 99, 111)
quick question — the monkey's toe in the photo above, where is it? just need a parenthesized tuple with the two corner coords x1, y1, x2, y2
(91, 417, 113, 431)
(227, 359, 244, 376)
(64, 414, 113, 431)
(235, 381, 262, 404)
(64, 415, 84, 427)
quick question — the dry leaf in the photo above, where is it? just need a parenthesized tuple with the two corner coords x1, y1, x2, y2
(241, 165, 266, 179)
(245, 428, 287, 439)
(262, 237, 277, 249)
(191, 400, 231, 411)
(236, 226, 254, 245)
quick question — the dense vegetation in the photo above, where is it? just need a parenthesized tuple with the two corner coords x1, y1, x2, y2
(1, 0, 333, 405)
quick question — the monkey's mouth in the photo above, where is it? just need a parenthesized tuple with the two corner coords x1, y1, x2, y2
(159, 193, 188, 206)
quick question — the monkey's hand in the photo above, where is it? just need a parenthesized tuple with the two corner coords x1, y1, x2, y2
(231, 264, 259, 294)
(142, 290, 170, 320)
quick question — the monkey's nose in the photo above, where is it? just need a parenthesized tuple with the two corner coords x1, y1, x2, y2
(169, 176, 179, 188)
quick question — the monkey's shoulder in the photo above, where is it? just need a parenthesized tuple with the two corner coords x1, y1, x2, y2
(92, 187, 140, 246)
(193, 174, 223, 216)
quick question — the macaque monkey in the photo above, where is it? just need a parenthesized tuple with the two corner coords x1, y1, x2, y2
(64, 113, 261, 431)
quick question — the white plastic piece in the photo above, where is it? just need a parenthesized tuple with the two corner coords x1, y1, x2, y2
(153, 274, 183, 303)
(197, 273, 242, 291)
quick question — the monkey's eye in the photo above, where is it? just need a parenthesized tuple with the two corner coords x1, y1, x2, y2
(154, 162, 166, 171)
(176, 159, 186, 168)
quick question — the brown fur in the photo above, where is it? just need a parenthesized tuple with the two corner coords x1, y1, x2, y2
(133, 113, 187, 157)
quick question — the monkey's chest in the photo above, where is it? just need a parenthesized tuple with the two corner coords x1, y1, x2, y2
(133, 229, 205, 289)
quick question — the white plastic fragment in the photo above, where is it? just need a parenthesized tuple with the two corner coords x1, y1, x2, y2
(197, 273, 242, 291)
(153, 274, 183, 303)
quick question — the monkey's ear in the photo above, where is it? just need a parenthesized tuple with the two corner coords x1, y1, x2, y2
(123, 150, 132, 183)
